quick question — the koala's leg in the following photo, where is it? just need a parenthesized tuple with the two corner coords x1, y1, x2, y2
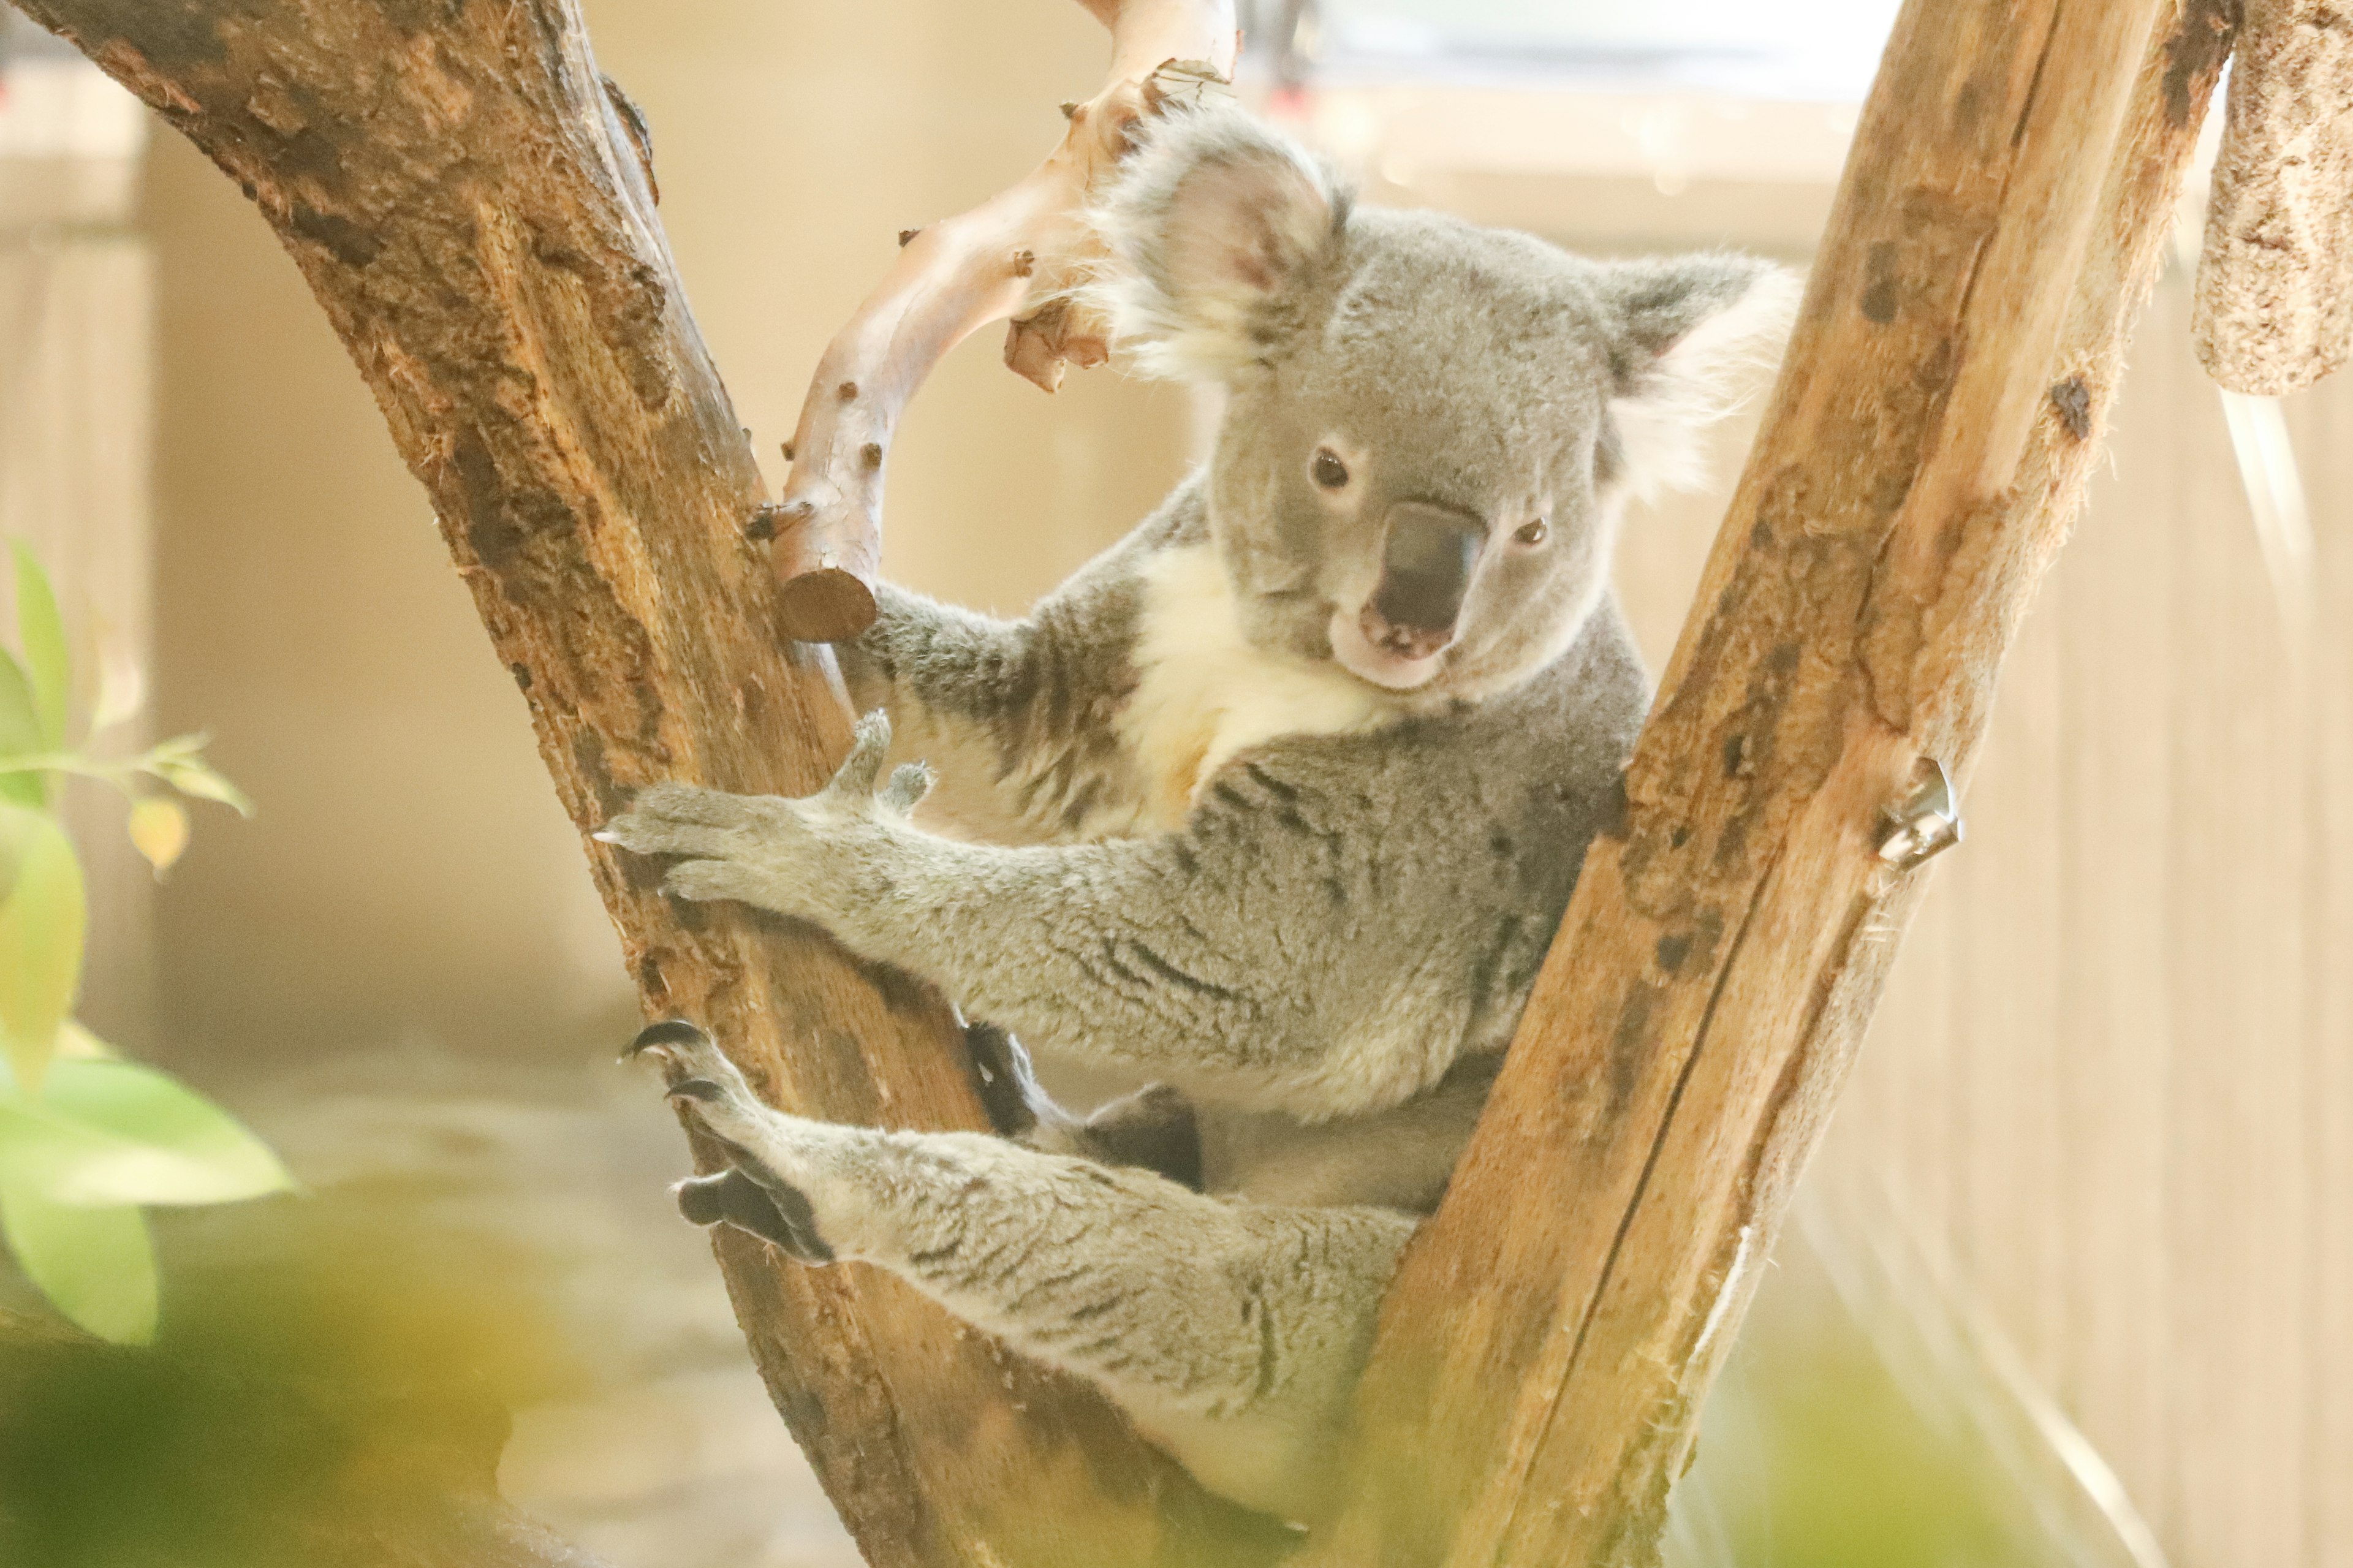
(632, 1023, 1411, 1520)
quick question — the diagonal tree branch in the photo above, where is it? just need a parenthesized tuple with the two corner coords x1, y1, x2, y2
(7, 0, 1279, 1562)
(1301, 1, 2237, 1562)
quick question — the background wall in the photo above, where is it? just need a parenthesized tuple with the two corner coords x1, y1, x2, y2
(142, 0, 1192, 1071)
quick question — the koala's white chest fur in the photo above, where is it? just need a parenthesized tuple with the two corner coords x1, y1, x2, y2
(1118, 545, 1401, 827)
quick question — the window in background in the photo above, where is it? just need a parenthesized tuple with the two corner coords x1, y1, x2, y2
(1301, 0, 1903, 99)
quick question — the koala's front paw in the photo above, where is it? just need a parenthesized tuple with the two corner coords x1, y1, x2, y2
(595, 711, 933, 919)
(626, 1021, 834, 1262)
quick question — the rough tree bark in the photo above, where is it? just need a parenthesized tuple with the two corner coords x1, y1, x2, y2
(5, 1, 1279, 1564)
(6, 0, 2249, 1562)
(1303, 1, 2235, 1563)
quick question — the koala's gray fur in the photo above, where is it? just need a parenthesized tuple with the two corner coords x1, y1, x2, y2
(602, 104, 1794, 1523)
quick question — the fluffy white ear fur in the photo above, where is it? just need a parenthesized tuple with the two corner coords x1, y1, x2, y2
(1091, 108, 1346, 380)
(1608, 265, 1803, 505)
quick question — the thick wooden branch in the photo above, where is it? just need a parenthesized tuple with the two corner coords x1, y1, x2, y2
(762, 0, 1237, 642)
(1306, 1, 2233, 1562)
(10, 0, 1276, 1562)
(2192, 0, 2353, 393)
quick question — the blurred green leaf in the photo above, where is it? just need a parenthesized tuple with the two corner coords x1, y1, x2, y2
(11, 543, 70, 751)
(127, 796, 191, 877)
(0, 1059, 295, 1207)
(0, 1173, 156, 1344)
(0, 652, 46, 808)
(0, 803, 83, 1093)
(153, 757, 254, 818)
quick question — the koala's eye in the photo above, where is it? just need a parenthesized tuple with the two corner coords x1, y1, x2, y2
(1515, 518, 1550, 547)
(1310, 449, 1351, 490)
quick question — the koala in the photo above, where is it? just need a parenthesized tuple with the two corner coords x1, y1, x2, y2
(601, 105, 1792, 1522)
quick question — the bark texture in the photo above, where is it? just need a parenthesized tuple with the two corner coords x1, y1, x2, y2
(7, 1, 1277, 1562)
(1302, 1, 2234, 1563)
(2193, 0, 2353, 393)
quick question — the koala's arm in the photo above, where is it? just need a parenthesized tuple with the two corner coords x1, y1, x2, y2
(834, 564, 1150, 840)
(602, 717, 1526, 1119)
(838, 581, 1032, 735)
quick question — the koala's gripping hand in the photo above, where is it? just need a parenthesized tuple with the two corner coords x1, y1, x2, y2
(597, 712, 933, 924)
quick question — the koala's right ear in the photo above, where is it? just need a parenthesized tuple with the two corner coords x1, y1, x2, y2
(1092, 107, 1349, 379)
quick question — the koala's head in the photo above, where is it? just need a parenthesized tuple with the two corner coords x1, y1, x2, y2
(1095, 107, 1797, 703)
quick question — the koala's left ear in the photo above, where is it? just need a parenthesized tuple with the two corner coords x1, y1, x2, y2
(1594, 255, 1802, 503)
(1092, 105, 1350, 379)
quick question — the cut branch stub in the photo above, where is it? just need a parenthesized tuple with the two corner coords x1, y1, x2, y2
(767, 3, 1237, 642)
(2192, 0, 2353, 394)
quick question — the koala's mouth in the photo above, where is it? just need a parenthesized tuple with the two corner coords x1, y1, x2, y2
(1328, 604, 1450, 691)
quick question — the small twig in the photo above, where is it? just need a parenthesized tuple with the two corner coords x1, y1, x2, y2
(763, 0, 1238, 642)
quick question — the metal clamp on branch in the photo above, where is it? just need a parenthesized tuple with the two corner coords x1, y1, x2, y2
(761, 0, 1238, 642)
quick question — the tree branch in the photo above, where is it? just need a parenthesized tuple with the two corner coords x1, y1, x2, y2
(8, 0, 1277, 1561)
(762, 0, 1238, 642)
(1303, 1, 2234, 1561)
(2192, 0, 2353, 393)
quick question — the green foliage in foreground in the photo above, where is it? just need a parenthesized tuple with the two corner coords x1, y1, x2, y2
(0, 541, 289, 1344)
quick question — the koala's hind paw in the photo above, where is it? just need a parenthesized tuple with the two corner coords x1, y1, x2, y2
(625, 1021, 766, 1138)
(624, 1018, 743, 1089)
(672, 1168, 833, 1262)
(626, 1022, 836, 1263)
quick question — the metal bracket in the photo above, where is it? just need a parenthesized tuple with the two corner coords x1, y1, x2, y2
(1876, 756, 1964, 870)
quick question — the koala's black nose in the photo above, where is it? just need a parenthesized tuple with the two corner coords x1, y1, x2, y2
(1369, 502, 1484, 653)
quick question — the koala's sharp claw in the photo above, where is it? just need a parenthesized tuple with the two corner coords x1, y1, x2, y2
(667, 1077, 727, 1104)
(625, 1019, 711, 1064)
